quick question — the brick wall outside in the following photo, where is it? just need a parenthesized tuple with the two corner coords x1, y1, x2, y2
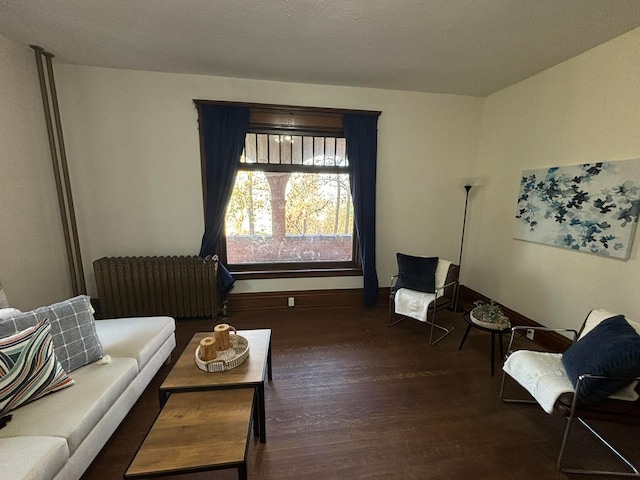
(227, 235, 353, 263)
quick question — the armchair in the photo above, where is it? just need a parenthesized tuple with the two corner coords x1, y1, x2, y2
(500, 309, 640, 476)
(388, 254, 459, 345)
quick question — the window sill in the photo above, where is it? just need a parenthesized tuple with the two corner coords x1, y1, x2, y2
(230, 267, 363, 280)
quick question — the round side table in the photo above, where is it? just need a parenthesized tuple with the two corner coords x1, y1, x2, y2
(458, 312, 511, 376)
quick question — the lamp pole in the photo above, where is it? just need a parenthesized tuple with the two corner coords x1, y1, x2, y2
(458, 185, 472, 268)
(453, 185, 472, 312)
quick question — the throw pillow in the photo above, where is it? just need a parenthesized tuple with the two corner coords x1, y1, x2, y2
(0, 308, 22, 320)
(0, 282, 8, 308)
(0, 319, 74, 416)
(395, 253, 439, 293)
(0, 295, 104, 372)
(561, 315, 640, 404)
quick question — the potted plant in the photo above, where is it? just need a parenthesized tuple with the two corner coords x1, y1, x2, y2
(470, 300, 510, 329)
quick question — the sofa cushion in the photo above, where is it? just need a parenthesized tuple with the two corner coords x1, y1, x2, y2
(0, 436, 69, 480)
(562, 315, 640, 404)
(0, 320, 74, 416)
(0, 296, 104, 372)
(0, 357, 137, 454)
(395, 253, 438, 293)
(95, 316, 175, 372)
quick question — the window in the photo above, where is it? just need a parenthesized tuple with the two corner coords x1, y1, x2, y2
(223, 131, 358, 276)
(195, 101, 380, 281)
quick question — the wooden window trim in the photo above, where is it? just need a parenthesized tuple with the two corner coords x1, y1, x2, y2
(193, 100, 380, 134)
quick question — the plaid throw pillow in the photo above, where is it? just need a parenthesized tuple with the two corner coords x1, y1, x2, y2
(0, 296, 104, 372)
(0, 319, 74, 416)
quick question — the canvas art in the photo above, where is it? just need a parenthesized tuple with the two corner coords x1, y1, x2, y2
(514, 159, 640, 259)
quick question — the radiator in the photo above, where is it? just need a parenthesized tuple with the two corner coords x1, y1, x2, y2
(93, 256, 219, 319)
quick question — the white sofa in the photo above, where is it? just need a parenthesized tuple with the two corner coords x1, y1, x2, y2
(0, 315, 176, 480)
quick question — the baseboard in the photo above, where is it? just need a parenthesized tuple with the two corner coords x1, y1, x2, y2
(226, 285, 571, 351)
(460, 286, 572, 352)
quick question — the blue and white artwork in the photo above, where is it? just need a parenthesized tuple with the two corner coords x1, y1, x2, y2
(514, 159, 640, 260)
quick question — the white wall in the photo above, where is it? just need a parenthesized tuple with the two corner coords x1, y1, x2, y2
(0, 35, 72, 310)
(53, 66, 483, 296)
(13, 26, 636, 322)
(467, 27, 640, 330)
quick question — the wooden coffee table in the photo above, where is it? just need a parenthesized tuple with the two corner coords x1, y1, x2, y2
(159, 329, 272, 443)
(124, 389, 254, 480)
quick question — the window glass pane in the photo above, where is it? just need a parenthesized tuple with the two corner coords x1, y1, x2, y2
(325, 137, 336, 166)
(302, 137, 314, 165)
(225, 171, 354, 264)
(280, 135, 293, 165)
(243, 133, 256, 164)
(268, 135, 280, 164)
(336, 138, 347, 166)
(291, 136, 303, 165)
(313, 137, 325, 166)
(256, 134, 269, 164)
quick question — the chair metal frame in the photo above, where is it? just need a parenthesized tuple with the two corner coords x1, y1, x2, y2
(388, 266, 458, 345)
(500, 324, 640, 477)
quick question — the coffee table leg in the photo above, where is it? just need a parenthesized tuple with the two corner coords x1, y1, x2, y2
(258, 382, 266, 443)
(238, 461, 247, 480)
(267, 341, 273, 381)
(158, 390, 168, 407)
(252, 389, 260, 439)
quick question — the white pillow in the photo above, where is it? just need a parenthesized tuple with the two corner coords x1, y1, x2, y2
(0, 283, 8, 309)
(0, 308, 22, 320)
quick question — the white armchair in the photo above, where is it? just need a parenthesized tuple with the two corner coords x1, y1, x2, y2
(500, 309, 640, 476)
(388, 255, 459, 345)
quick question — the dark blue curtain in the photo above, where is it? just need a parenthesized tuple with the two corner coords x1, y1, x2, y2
(344, 114, 379, 307)
(198, 104, 250, 299)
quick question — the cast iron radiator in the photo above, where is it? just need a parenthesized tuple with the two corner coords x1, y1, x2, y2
(93, 255, 219, 319)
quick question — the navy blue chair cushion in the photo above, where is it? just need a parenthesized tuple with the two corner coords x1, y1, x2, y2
(395, 254, 438, 294)
(562, 315, 640, 404)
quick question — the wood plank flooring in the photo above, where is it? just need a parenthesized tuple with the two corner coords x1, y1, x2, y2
(82, 305, 639, 479)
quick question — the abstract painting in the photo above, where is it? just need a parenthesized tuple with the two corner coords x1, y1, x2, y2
(514, 159, 640, 259)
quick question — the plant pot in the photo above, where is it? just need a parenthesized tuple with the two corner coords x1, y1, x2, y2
(470, 308, 511, 330)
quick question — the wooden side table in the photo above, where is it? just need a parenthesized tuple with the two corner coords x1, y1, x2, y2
(458, 312, 511, 376)
(125, 389, 254, 480)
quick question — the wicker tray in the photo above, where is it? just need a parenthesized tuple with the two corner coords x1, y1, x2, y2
(194, 334, 250, 372)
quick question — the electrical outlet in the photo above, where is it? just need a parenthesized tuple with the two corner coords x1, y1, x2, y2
(526, 328, 535, 341)
(288, 297, 295, 307)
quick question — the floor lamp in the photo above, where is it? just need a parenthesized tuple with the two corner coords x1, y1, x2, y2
(452, 184, 472, 312)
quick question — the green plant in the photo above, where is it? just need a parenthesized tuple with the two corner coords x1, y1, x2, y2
(472, 300, 509, 327)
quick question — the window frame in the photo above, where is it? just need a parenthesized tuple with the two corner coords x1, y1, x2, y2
(194, 101, 381, 280)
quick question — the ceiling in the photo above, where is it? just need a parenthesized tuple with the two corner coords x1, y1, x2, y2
(1, 0, 639, 97)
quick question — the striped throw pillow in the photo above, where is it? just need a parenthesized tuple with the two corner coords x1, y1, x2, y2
(0, 319, 74, 416)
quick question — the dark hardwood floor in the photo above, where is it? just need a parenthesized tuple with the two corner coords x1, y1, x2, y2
(82, 305, 639, 479)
